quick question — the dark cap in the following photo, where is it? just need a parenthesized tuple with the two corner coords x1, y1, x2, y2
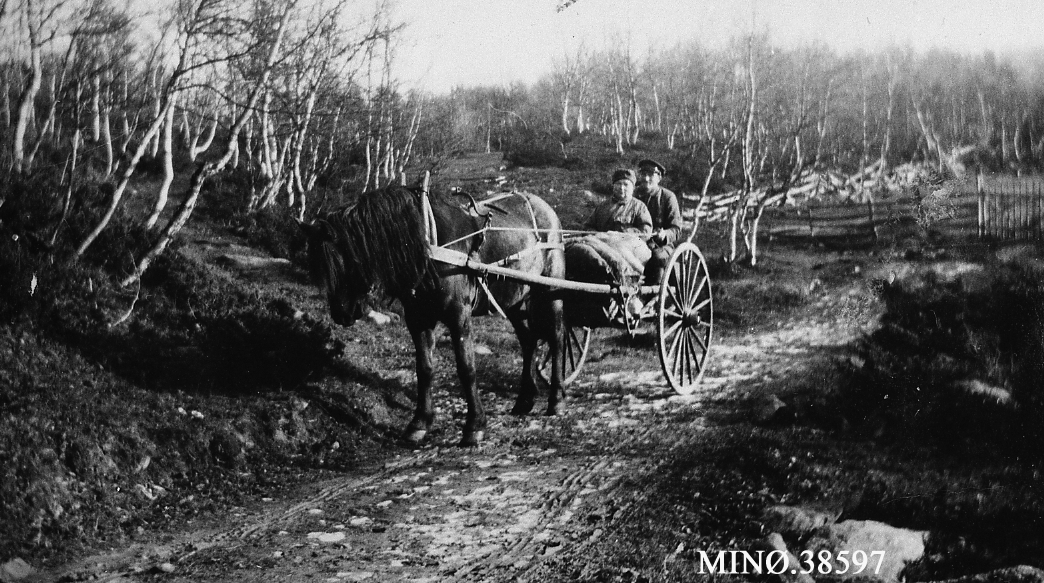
(612, 168, 636, 184)
(638, 159, 665, 175)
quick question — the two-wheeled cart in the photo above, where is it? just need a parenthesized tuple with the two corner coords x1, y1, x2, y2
(427, 215, 713, 395)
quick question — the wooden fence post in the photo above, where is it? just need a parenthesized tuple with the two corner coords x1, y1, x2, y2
(1015, 183, 1020, 240)
(1025, 182, 1030, 240)
(1005, 189, 1010, 240)
(977, 172, 985, 239)
(866, 196, 878, 244)
(1020, 182, 1026, 240)
(1037, 182, 1042, 241)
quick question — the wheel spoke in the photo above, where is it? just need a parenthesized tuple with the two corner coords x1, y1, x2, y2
(692, 297, 712, 314)
(666, 277, 683, 311)
(687, 328, 704, 376)
(683, 259, 698, 306)
(691, 272, 708, 306)
(664, 318, 683, 341)
(663, 308, 684, 320)
(689, 328, 701, 383)
(691, 328, 709, 353)
(569, 326, 582, 346)
(667, 324, 685, 375)
(538, 327, 590, 386)
(675, 328, 685, 384)
(681, 328, 692, 385)
(676, 258, 691, 307)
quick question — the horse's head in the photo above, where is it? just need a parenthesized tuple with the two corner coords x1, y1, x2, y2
(303, 187, 437, 325)
(301, 219, 367, 326)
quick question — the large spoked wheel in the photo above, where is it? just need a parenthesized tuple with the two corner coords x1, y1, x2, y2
(657, 242, 713, 395)
(536, 325, 592, 386)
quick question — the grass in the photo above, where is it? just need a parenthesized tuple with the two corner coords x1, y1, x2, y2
(840, 255, 1044, 445)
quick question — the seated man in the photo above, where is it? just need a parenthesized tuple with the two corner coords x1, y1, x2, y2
(634, 159, 683, 284)
(584, 168, 653, 235)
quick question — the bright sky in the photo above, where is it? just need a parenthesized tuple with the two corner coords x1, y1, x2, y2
(390, 0, 1044, 93)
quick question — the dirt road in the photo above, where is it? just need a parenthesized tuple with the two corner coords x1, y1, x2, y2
(37, 273, 876, 583)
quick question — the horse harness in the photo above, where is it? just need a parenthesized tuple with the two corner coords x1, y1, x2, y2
(418, 188, 563, 317)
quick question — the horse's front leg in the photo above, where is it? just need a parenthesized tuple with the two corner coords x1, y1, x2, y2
(448, 308, 486, 447)
(404, 324, 436, 444)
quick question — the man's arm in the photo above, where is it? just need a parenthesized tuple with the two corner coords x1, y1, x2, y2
(658, 190, 684, 246)
(630, 202, 653, 234)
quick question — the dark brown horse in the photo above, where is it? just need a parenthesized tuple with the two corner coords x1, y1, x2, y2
(302, 185, 566, 446)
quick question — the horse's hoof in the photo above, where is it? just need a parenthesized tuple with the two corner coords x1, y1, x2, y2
(459, 430, 485, 447)
(545, 402, 564, 416)
(403, 428, 427, 444)
(510, 400, 535, 416)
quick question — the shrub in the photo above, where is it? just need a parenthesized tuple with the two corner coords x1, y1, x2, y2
(232, 205, 309, 265)
(198, 167, 254, 222)
(504, 127, 565, 168)
(842, 262, 1044, 449)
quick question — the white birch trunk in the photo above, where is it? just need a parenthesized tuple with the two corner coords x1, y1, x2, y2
(90, 74, 101, 142)
(11, 6, 42, 175)
(100, 80, 113, 176)
(146, 98, 177, 229)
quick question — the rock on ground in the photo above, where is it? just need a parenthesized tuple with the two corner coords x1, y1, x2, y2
(803, 519, 926, 582)
(762, 505, 838, 538)
(0, 558, 32, 582)
(927, 566, 1044, 583)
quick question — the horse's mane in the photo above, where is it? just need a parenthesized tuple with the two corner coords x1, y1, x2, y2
(320, 185, 434, 296)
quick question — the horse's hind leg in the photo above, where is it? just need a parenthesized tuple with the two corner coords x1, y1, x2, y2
(507, 310, 538, 416)
(542, 296, 567, 416)
(448, 309, 487, 447)
(404, 323, 436, 444)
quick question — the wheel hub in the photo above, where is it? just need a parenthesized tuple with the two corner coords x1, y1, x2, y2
(682, 310, 702, 327)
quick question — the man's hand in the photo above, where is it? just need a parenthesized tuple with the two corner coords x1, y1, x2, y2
(651, 229, 667, 245)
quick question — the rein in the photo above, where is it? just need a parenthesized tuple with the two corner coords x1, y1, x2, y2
(431, 192, 565, 252)
(418, 189, 564, 319)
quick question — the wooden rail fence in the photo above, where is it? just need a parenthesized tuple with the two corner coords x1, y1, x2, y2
(753, 176, 1044, 245)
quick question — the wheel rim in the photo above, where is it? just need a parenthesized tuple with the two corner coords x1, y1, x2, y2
(657, 242, 713, 395)
(536, 326, 592, 386)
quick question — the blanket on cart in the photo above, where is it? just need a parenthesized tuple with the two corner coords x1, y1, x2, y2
(565, 231, 651, 285)
(563, 232, 650, 327)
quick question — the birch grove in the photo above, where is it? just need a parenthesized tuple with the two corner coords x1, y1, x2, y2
(0, 0, 406, 280)
(4, 0, 1044, 279)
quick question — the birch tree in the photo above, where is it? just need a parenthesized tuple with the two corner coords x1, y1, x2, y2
(9, 0, 61, 175)
(74, 0, 254, 257)
(123, 0, 297, 285)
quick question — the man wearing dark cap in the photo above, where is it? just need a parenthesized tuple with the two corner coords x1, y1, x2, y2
(635, 159, 683, 283)
(585, 168, 653, 234)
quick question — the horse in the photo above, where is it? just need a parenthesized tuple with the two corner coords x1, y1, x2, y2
(302, 184, 567, 446)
